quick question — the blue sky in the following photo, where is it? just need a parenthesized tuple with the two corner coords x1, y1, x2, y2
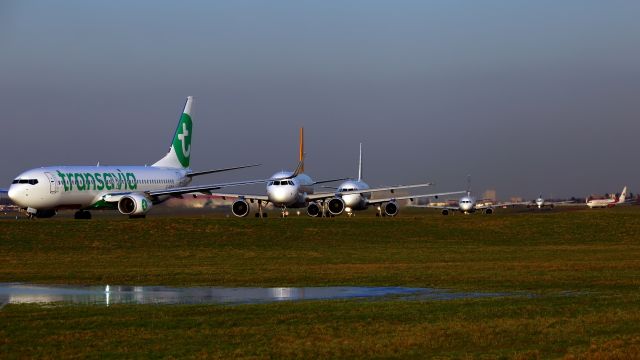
(1, 1, 639, 198)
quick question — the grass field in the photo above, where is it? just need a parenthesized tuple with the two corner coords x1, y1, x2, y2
(1, 207, 640, 358)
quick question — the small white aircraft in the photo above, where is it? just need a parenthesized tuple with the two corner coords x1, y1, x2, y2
(211, 131, 460, 218)
(585, 186, 628, 208)
(4, 96, 267, 219)
(410, 177, 517, 215)
(329, 144, 465, 217)
(523, 194, 575, 209)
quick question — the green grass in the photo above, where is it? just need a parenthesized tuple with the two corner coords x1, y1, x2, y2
(1, 207, 640, 358)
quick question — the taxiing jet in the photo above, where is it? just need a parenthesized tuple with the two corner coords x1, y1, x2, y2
(418, 191, 499, 215)
(585, 186, 628, 208)
(523, 194, 575, 209)
(211, 130, 456, 218)
(410, 177, 517, 215)
(330, 144, 465, 217)
(4, 97, 265, 219)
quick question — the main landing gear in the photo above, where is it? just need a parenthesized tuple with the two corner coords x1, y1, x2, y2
(74, 210, 92, 220)
(254, 200, 268, 218)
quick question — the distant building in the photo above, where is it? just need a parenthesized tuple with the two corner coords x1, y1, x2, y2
(482, 189, 497, 202)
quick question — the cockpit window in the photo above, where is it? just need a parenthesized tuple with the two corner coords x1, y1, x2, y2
(12, 179, 38, 185)
(273, 180, 281, 186)
(287, 181, 294, 185)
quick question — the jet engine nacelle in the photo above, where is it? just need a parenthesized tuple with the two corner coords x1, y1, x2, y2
(441, 209, 450, 216)
(118, 194, 152, 215)
(307, 202, 322, 217)
(483, 207, 494, 215)
(231, 199, 250, 217)
(327, 197, 345, 216)
(384, 201, 399, 217)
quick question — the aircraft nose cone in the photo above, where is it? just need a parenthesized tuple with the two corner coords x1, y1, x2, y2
(269, 187, 294, 205)
(342, 194, 360, 208)
(7, 186, 23, 206)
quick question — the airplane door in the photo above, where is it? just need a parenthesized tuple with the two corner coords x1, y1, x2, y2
(44, 172, 58, 193)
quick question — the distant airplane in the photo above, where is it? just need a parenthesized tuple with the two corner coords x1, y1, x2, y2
(5, 97, 265, 219)
(410, 176, 517, 215)
(329, 143, 465, 217)
(523, 194, 575, 209)
(212, 130, 456, 218)
(585, 186, 628, 208)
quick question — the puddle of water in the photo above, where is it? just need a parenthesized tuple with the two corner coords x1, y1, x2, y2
(0, 283, 509, 307)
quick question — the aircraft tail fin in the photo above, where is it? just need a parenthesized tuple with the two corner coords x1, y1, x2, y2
(298, 127, 304, 173)
(618, 186, 628, 203)
(291, 156, 305, 178)
(357, 143, 363, 182)
(153, 96, 193, 169)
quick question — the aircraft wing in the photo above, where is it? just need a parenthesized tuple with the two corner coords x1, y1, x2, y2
(205, 193, 270, 202)
(366, 191, 466, 205)
(409, 203, 459, 210)
(549, 200, 578, 206)
(475, 201, 522, 210)
(305, 182, 435, 201)
(312, 178, 349, 185)
(147, 179, 270, 197)
(186, 164, 260, 178)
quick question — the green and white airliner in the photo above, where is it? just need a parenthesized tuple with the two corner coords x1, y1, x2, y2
(2, 96, 264, 219)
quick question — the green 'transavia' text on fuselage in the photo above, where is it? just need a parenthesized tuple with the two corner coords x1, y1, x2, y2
(56, 170, 137, 192)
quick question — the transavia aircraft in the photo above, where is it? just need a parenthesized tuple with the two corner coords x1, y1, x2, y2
(585, 186, 628, 208)
(329, 143, 465, 217)
(2, 97, 266, 219)
(211, 130, 463, 218)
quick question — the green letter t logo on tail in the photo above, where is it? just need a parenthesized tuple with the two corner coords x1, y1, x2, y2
(151, 96, 194, 169)
(174, 113, 192, 168)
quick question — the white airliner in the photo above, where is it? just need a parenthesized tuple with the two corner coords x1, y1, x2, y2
(211, 130, 458, 218)
(523, 194, 575, 209)
(585, 186, 628, 208)
(330, 144, 465, 217)
(416, 191, 499, 215)
(410, 177, 518, 215)
(3, 97, 266, 219)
